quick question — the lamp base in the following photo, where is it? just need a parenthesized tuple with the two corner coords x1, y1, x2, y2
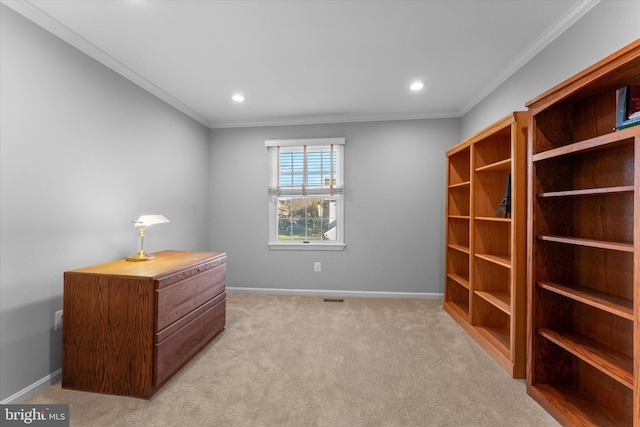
(126, 251, 156, 262)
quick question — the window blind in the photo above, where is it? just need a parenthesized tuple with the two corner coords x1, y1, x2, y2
(266, 138, 344, 197)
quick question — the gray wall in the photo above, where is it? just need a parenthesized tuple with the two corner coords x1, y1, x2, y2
(461, 0, 640, 139)
(209, 119, 460, 296)
(0, 6, 211, 402)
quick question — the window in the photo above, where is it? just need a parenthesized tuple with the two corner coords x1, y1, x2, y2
(266, 138, 345, 250)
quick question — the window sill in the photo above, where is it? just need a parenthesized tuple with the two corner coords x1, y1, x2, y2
(268, 242, 346, 251)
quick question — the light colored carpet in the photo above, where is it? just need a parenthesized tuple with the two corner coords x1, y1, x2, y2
(26, 293, 560, 426)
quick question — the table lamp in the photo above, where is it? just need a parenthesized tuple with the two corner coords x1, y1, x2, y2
(126, 214, 170, 261)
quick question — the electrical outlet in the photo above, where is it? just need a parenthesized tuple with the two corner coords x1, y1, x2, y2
(54, 310, 63, 330)
(314, 262, 321, 272)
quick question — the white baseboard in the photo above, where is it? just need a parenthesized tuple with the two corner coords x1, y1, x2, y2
(1, 369, 61, 404)
(227, 286, 443, 299)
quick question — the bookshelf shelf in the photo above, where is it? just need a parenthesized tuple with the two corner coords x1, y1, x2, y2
(448, 243, 470, 254)
(538, 185, 634, 198)
(531, 127, 637, 162)
(537, 235, 634, 252)
(448, 214, 470, 220)
(447, 273, 470, 290)
(537, 281, 633, 320)
(530, 385, 626, 427)
(475, 158, 511, 172)
(475, 253, 511, 269)
(475, 216, 511, 223)
(538, 328, 633, 389)
(449, 181, 471, 189)
(475, 290, 511, 315)
(475, 325, 510, 357)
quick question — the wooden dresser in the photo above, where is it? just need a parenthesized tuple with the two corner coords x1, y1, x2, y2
(62, 250, 226, 398)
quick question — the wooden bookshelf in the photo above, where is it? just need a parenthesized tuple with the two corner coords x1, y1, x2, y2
(444, 112, 528, 378)
(526, 39, 640, 426)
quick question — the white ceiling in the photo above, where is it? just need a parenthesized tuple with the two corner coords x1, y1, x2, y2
(4, 0, 596, 128)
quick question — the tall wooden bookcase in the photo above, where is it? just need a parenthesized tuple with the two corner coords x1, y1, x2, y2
(526, 40, 640, 426)
(444, 112, 528, 378)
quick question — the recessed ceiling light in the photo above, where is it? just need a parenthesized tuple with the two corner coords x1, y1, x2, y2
(410, 81, 425, 91)
(232, 94, 245, 102)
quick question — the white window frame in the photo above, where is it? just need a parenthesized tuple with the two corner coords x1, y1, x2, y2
(266, 138, 345, 251)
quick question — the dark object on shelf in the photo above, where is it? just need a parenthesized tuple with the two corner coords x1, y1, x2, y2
(616, 85, 640, 130)
(494, 173, 511, 218)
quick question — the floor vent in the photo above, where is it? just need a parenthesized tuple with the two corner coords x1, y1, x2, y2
(324, 298, 344, 303)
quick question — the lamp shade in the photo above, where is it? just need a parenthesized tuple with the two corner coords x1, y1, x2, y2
(134, 214, 170, 227)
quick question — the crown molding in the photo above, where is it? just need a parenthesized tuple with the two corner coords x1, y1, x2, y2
(460, 0, 600, 116)
(1, 0, 212, 128)
(210, 111, 460, 129)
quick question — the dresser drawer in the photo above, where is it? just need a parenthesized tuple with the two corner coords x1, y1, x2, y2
(155, 293, 226, 387)
(155, 254, 226, 289)
(156, 263, 225, 331)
